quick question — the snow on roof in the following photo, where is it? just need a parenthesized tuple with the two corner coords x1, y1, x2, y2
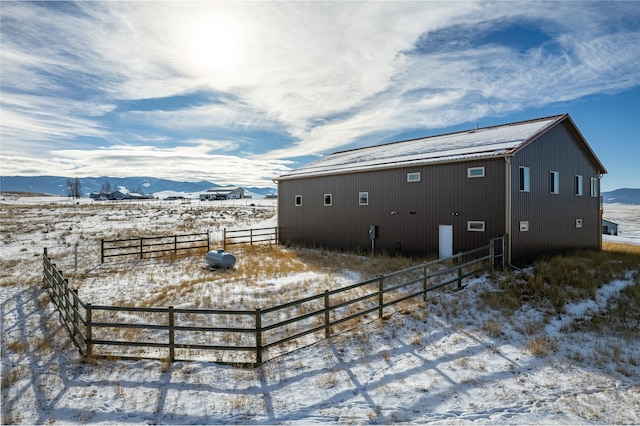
(278, 115, 564, 180)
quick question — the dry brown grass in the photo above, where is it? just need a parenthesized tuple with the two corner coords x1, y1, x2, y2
(603, 241, 640, 255)
(527, 335, 557, 357)
(481, 249, 640, 316)
(5, 339, 28, 353)
(482, 319, 503, 337)
(1, 365, 29, 389)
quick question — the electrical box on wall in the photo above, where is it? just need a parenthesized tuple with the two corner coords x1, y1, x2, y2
(369, 225, 377, 240)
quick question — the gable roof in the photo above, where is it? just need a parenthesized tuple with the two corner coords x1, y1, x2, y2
(206, 187, 243, 193)
(276, 114, 606, 181)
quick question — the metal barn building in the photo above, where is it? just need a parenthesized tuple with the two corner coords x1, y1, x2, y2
(602, 219, 618, 236)
(274, 114, 607, 265)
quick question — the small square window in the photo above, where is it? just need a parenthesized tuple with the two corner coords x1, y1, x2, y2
(576, 218, 583, 228)
(359, 192, 369, 205)
(295, 195, 302, 206)
(468, 167, 485, 178)
(520, 221, 529, 232)
(407, 172, 421, 182)
(467, 221, 485, 232)
(324, 194, 332, 206)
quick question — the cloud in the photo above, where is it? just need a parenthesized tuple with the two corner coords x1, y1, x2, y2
(0, 92, 114, 150)
(262, 4, 640, 159)
(1, 144, 292, 187)
(1, 1, 639, 186)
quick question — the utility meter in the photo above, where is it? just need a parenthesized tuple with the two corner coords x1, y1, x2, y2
(369, 225, 377, 239)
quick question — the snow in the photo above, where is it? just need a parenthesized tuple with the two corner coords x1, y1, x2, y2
(278, 116, 560, 180)
(602, 203, 640, 245)
(2, 197, 639, 424)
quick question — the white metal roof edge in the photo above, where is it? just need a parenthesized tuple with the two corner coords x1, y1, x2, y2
(276, 150, 512, 181)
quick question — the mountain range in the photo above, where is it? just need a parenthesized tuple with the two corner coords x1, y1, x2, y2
(601, 188, 640, 205)
(1, 176, 637, 204)
(0, 176, 276, 198)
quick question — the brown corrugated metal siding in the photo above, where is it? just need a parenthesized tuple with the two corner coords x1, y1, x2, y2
(510, 120, 602, 264)
(277, 115, 605, 265)
(278, 159, 506, 256)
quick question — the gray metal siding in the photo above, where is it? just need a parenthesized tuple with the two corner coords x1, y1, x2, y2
(278, 159, 506, 256)
(510, 121, 601, 263)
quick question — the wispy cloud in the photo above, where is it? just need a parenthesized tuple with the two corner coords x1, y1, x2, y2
(1, 1, 638, 186)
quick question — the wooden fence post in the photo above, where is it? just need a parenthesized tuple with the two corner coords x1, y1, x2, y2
(64, 280, 70, 325)
(168, 306, 175, 362)
(139, 238, 144, 259)
(324, 290, 330, 338)
(43, 248, 49, 288)
(223, 228, 227, 251)
(85, 303, 93, 357)
(378, 276, 384, 319)
(72, 289, 79, 340)
(489, 238, 495, 270)
(174, 236, 178, 255)
(100, 240, 104, 264)
(422, 266, 428, 302)
(457, 264, 463, 290)
(250, 228, 253, 246)
(207, 230, 210, 252)
(255, 308, 262, 365)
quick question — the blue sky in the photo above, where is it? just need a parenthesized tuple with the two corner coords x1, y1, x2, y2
(1, 1, 638, 191)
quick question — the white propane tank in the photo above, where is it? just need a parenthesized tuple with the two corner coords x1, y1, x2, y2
(205, 249, 236, 269)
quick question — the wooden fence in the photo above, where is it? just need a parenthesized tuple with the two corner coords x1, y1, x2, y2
(223, 227, 278, 250)
(101, 232, 210, 263)
(43, 238, 503, 367)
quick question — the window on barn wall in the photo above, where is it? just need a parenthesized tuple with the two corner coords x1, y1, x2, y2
(324, 194, 332, 206)
(467, 167, 485, 178)
(575, 175, 583, 196)
(550, 171, 559, 194)
(467, 221, 485, 232)
(295, 195, 302, 206)
(407, 172, 421, 182)
(359, 192, 369, 205)
(590, 178, 599, 197)
(519, 167, 530, 192)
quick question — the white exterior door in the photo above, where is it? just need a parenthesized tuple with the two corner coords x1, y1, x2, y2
(439, 225, 453, 258)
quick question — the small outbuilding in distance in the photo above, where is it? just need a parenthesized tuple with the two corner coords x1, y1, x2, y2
(200, 187, 245, 201)
(274, 114, 607, 266)
(602, 219, 618, 236)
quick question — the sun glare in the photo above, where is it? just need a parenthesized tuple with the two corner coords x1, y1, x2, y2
(184, 16, 244, 73)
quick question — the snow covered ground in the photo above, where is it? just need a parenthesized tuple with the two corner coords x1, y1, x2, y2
(602, 203, 640, 246)
(1, 196, 639, 424)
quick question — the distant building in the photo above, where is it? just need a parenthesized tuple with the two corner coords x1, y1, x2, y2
(602, 219, 618, 236)
(275, 114, 607, 266)
(200, 187, 245, 201)
(89, 190, 153, 201)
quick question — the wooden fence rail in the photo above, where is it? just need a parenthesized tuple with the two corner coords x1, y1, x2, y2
(223, 227, 278, 250)
(43, 237, 503, 367)
(101, 232, 210, 263)
(43, 248, 87, 353)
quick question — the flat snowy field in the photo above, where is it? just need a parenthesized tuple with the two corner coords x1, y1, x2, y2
(1, 197, 639, 424)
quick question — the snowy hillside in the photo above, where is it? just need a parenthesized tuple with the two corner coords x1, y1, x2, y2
(1, 197, 638, 424)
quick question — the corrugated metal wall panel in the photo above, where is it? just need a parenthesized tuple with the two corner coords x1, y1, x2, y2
(278, 159, 506, 256)
(510, 121, 601, 263)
